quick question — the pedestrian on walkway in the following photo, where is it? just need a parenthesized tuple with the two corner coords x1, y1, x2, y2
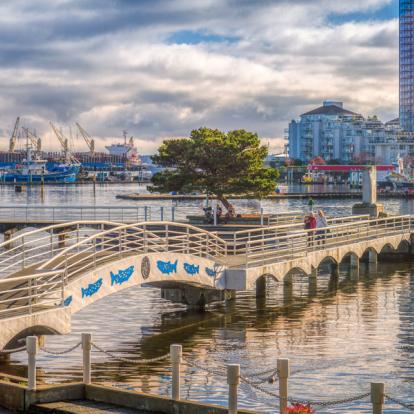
(316, 209, 328, 245)
(308, 197, 314, 212)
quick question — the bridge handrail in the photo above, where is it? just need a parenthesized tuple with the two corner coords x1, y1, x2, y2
(226, 214, 371, 238)
(37, 221, 228, 272)
(241, 215, 413, 266)
(0, 270, 62, 285)
(0, 220, 123, 251)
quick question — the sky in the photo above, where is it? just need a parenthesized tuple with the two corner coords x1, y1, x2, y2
(0, 0, 400, 154)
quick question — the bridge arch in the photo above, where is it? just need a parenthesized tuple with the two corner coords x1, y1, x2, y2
(397, 239, 411, 253)
(315, 255, 338, 270)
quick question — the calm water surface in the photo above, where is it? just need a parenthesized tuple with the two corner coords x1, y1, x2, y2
(0, 184, 413, 413)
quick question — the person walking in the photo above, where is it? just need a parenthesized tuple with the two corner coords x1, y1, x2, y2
(305, 212, 317, 248)
(316, 209, 328, 245)
(308, 197, 314, 212)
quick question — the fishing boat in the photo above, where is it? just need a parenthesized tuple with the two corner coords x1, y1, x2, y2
(377, 156, 414, 190)
(0, 148, 79, 184)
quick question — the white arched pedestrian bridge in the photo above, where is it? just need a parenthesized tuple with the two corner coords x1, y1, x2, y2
(0, 214, 413, 351)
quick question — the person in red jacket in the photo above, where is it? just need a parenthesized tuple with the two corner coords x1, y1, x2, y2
(305, 212, 317, 247)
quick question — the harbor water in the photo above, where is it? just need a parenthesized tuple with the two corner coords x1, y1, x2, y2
(0, 184, 413, 413)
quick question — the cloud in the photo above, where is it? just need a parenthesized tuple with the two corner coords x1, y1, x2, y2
(0, 0, 399, 154)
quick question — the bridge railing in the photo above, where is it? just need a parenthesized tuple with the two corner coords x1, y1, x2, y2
(36, 222, 228, 282)
(0, 270, 64, 319)
(225, 214, 370, 254)
(243, 215, 413, 267)
(0, 204, 306, 224)
(0, 221, 122, 279)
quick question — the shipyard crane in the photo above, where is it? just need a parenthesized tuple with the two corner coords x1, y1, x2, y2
(8, 117, 20, 152)
(21, 127, 42, 152)
(75, 122, 95, 155)
(50, 122, 78, 163)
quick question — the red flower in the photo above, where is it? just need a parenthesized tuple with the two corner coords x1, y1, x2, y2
(286, 404, 315, 414)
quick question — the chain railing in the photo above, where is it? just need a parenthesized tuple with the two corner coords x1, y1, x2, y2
(91, 342, 170, 364)
(385, 394, 414, 410)
(20, 335, 414, 413)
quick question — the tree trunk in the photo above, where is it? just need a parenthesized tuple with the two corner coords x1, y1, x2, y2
(216, 194, 232, 212)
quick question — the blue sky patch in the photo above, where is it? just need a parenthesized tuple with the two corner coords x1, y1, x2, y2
(328, 0, 398, 24)
(167, 30, 239, 45)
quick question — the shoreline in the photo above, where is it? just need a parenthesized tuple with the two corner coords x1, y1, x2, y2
(116, 191, 414, 200)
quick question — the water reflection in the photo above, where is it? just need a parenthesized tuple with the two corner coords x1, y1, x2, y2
(0, 260, 413, 412)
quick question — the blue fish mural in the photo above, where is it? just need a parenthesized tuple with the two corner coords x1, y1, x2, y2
(81, 278, 103, 298)
(184, 263, 199, 275)
(63, 295, 73, 307)
(110, 265, 134, 286)
(205, 267, 216, 278)
(157, 260, 178, 275)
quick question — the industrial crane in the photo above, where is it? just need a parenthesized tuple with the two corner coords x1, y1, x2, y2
(8, 117, 20, 152)
(75, 122, 95, 155)
(50, 122, 78, 163)
(21, 127, 42, 152)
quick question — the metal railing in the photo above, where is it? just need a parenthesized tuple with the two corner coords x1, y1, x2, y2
(0, 205, 305, 225)
(0, 221, 121, 279)
(240, 215, 413, 267)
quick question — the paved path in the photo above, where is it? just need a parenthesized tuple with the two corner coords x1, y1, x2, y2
(31, 400, 160, 414)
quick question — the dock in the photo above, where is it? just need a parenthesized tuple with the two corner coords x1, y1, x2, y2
(116, 191, 414, 201)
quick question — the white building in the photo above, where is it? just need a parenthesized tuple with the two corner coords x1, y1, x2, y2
(288, 101, 408, 164)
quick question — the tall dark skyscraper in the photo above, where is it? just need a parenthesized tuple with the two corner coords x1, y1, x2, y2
(400, 0, 414, 131)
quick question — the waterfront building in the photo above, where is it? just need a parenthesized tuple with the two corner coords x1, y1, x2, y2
(287, 100, 414, 164)
(288, 101, 381, 163)
(400, 0, 414, 131)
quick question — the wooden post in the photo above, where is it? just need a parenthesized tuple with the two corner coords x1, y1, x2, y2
(277, 358, 289, 414)
(170, 344, 182, 401)
(82, 333, 92, 384)
(371, 383, 384, 414)
(58, 232, 66, 249)
(227, 364, 240, 414)
(27, 336, 38, 390)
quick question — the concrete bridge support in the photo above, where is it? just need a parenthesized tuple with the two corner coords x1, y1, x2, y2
(256, 276, 267, 298)
(331, 262, 340, 279)
(308, 267, 317, 297)
(161, 287, 227, 311)
(328, 272, 339, 291)
(283, 278, 293, 304)
(368, 250, 378, 265)
(349, 254, 360, 281)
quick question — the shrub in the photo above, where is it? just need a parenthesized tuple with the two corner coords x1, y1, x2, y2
(286, 404, 315, 414)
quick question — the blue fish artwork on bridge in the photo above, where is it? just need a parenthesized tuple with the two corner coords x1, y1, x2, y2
(184, 263, 199, 275)
(205, 267, 216, 278)
(110, 265, 135, 286)
(63, 295, 73, 307)
(81, 278, 103, 298)
(157, 260, 178, 275)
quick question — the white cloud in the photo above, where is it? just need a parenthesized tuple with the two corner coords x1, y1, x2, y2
(0, 0, 399, 155)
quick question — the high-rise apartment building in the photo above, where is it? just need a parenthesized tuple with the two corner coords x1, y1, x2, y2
(400, 0, 414, 131)
(288, 101, 373, 163)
